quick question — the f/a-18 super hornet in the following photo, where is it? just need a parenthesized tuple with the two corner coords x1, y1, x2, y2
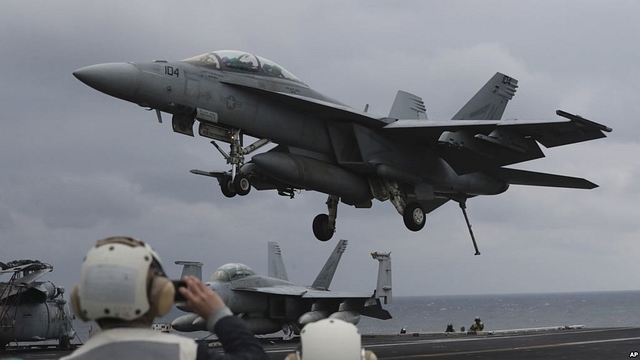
(171, 240, 391, 338)
(74, 50, 612, 250)
(0, 260, 75, 349)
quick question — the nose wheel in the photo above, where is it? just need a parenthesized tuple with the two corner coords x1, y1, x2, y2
(233, 173, 251, 196)
(220, 176, 236, 198)
(205, 129, 270, 198)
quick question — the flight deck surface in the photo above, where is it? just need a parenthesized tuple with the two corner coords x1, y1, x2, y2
(4, 327, 639, 359)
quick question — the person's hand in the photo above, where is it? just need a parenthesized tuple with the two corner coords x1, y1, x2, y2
(179, 276, 226, 318)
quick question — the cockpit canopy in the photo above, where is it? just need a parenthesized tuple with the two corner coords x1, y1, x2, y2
(208, 263, 256, 282)
(183, 50, 304, 84)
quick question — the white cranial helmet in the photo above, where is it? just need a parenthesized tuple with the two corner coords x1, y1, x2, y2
(71, 237, 173, 322)
(298, 318, 364, 360)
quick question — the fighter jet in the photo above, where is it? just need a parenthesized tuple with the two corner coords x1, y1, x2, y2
(0, 260, 75, 349)
(74, 50, 613, 250)
(171, 240, 392, 338)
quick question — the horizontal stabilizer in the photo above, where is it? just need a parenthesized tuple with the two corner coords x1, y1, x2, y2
(388, 90, 428, 120)
(495, 168, 598, 189)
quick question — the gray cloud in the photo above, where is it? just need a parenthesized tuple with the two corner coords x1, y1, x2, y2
(1, 0, 637, 297)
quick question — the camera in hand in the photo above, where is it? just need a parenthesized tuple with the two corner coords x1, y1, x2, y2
(172, 280, 187, 302)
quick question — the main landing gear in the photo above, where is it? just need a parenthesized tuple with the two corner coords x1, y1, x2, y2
(209, 129, 270, 198)
(403, 202, 426, 231)
(313, 195, 339, 242)
(385, 181, 426, 232)
(397, 195, 481, 255)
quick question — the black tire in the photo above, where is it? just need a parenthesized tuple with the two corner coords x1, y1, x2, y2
(220, 176, 236, 198)
(312, 214, 334, 242)
(233, 174, 251, 196)
(403, 202, 426, 231)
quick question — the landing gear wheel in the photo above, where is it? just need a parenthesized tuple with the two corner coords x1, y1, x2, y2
(403, 202, 425, 231)
(220, 176, 236, 198)
(233, 174, 251, 196)
(312, 214, 334, 242)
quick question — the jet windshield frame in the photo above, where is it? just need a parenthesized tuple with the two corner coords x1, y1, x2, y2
(184, 50, 305, 85)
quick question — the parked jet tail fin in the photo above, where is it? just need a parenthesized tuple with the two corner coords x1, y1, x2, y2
(495, 168, 598, 189)
(371, 252, 392, 304)
(452, 72, 518, 120)
(175, 261, 203, 281)
(268, 242, 289, 281)
(389, 90, 428, 120)
(311, 239, 348, 290)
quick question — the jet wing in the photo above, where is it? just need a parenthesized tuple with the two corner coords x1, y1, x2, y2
(220, 80, 390, 128)
(233, 287, 372, 299)
(302, 290, 373, 299)
(233, 286, 307, 296)
(384, 110, 612, 148)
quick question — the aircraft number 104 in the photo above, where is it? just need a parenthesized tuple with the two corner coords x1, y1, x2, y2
(165, 66, 179, 77)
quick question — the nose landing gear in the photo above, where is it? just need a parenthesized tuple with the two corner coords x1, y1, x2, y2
(206, 129, 270, 197)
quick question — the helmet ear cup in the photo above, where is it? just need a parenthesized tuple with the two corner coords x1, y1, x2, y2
(70, 285, 89, 321)
(148, 277, 174, 317)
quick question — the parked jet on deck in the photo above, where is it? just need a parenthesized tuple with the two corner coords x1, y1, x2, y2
(171, 240, 391, 338)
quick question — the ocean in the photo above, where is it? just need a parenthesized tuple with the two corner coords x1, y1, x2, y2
(70, 291, 640, 343)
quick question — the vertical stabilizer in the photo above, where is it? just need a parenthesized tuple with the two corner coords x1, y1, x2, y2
(268, 242, 289, 281)
(311, 239, 348, 290)
(175, 261, 203, 281)
(452, 72, 518, 120)
(388, 90, 428, 119)
(371, 252, 392, 304)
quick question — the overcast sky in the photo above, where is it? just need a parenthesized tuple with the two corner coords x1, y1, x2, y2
(1, 1, 639, 298)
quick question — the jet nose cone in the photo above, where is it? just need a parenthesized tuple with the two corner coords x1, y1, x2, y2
(73, 62, 140, 101)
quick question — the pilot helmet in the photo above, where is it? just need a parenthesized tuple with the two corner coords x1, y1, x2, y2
(295, 319, 372, 360)
(70, 236, 175, 322)
(475, 317, 482, 322)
